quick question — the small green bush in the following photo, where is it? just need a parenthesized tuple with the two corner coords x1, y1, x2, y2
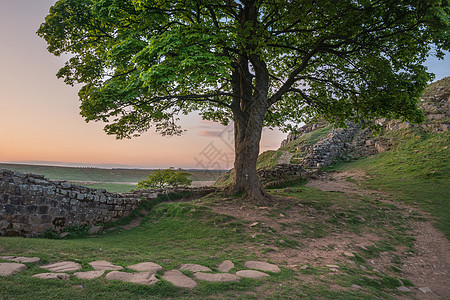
(135, 168, 192, 189)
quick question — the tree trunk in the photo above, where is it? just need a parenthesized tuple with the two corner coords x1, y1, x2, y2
(229, 104, 271, 203)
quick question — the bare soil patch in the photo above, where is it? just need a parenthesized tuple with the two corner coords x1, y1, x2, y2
(207, 171, 450, 299)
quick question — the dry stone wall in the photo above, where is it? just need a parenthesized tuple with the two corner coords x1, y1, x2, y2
(0, 169, 217, 238)
(0, 169, 142, 237)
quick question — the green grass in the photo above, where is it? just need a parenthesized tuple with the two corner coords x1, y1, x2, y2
(280, 125, 332, 152)
(328, 128, 450, 239)
(256, 150, 283, 169)
(0, 202, 257, 299)
(0, 163, 226, 183)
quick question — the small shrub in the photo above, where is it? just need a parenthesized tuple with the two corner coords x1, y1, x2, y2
(135, 168, 192, 189)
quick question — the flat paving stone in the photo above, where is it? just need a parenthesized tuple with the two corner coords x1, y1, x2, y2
(194, 272, 240, 282)
(217, 260, 234, 272)
(105, 271, 159, 285)
(343, 252, 355, 257)
(162, 270, 197, 289)
(41, 261, 82, 272)
(74, 270, 105, 280)
(236, 270, 270, 279)
(179, 264, 212, 272)
(419, 287, 432, 293)
(325, 264, 340, 269)
(0, 263, 27, 276)
(33, 273, 70, 280)
(127, 262, 163, 273)
(89, 260, 123, 271)
(1, 256, 41, 264)
(244, 261, 281, 273)
(397, 286, 412, 292)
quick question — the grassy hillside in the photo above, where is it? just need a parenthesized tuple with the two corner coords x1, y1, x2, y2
(328, 128, 450, 239)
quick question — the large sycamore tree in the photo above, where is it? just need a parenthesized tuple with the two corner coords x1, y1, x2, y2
(38, 0, 449, 202)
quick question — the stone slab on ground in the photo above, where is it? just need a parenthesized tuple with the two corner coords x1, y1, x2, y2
(162, 270, 197, 289)
(397, 286, 412, 292)
(419, 287, 432, 293)
(105, 271, 159, 285)
(127, 262, 163, 273)
(236, 270, 270, 279)
(1, 256, 41, 263)
(74, 270, 105, 280)
(217, 260, 234, 272)
(179, 264, 212, 272)
(41, 261, 82, 272)
(244, 261, 281, 273)
(88, 226, 103, 235)
(325, 264, 340, 269)
(89, 260, 123, 271)
(33, 273, 70, 280)
(0, 263, 27, 276)
(194, 272, 240, 282)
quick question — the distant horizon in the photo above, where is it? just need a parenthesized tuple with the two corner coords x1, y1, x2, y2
(0, 160, 229, 171)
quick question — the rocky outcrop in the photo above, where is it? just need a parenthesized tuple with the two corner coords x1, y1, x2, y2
(376, 77, 450, 133)
(0, 169, 216, 237)
(301, 123, 360, 168)
(278, 77, 450, 171)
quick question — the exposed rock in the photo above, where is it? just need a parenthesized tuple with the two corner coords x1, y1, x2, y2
(236, 270, 270, 279)
(343, 251, 355, 257)
(59, 232, 70, 238)
(0, 263, 27, 276)
(217, 260, 234, 272)
(162, 270, 197, 289)
(89, 260, 123, 271)
(88, 226, 103, 235)
(179, 264, 212, 272)
(193, 272, 240, 282)
(325, 264, 340, 269)
(419, 287, 432, 293)
(1, 256, 40, 263)
(127, 262, 163, 273)
(351, 284, 362, 289)
(105, 271, 159, 285)
(41, 261, 82, 272)
(33, 273, 70, 280)
(397, 286, 412, 292)
(74, 270, 105, 280)
(244, 261, 281, 273)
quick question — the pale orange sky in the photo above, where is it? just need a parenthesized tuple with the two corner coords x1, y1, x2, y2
(0, 1, 448, 169)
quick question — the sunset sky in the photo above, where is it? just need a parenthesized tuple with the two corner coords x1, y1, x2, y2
(1, 1, 449, 170)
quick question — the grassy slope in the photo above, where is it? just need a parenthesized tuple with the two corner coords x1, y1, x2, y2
(0, 187, 416, 299)
(327, 128, 450, 239)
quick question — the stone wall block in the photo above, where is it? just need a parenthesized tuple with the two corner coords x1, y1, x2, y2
(40, 215, 52, 224)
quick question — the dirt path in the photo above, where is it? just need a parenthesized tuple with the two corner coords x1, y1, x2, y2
(307, 171, 450, 299)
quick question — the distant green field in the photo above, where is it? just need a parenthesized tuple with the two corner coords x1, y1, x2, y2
(0, 163, 226, 184)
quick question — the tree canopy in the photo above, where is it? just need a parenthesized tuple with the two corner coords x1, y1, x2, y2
(135, 168, 192, 189)
(38, 0, 449, 202)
